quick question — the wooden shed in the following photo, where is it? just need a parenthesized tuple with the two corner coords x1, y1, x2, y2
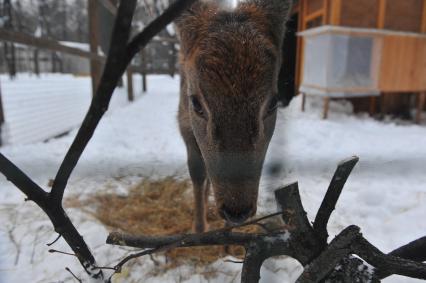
(279, 0, 426, 122)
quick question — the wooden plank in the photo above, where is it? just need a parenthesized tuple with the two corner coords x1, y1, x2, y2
(323, 0, 329, 24)
(340, 0, 380, 28)
(384, 0, 423, 32)
(0, 28, 103, 62)
(379, 35, 426, 92)
(98, 0, 117, 15)
(329, 0, 342, 25)
(307, 0, 324, 14)
(378, 0, 387, 29)
(89, 0, 102, 96)
(305, 9, 325, 22)
(422, 0, 426, 32)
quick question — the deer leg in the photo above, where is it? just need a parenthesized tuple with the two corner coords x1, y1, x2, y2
(187, 147, 209, 233)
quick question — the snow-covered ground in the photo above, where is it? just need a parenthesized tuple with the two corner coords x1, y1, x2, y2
(0, 75, 425, 283)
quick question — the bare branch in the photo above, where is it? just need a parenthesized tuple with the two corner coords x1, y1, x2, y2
(124, 0, 197, 65)
(296, 225, 360, 283)
(46, 234, 62, 246)
(388, 236, 426, 263)
(0, 0, 195, 281)
(313, 156, 359, 244)
(274, 182, 320, 265)
(107, 230, 260, 249)
(352, 237, 426, 280)
(0, 153, 103, 279)
(50, 0, 138, 204)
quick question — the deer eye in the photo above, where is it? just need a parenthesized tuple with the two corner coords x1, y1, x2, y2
(266, 96, 278, 117)
(190, 95, 205, 118)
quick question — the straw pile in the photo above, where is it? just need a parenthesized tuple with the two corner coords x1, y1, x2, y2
(66, 177, 260, 270)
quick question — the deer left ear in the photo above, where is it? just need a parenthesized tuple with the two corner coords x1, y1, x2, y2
(175, 2, 217, 58)
(243, 0, 293, 47)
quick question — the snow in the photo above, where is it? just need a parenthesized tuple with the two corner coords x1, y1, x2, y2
(0, 74, 425, 282)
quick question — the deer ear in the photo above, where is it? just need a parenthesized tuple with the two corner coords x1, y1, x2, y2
(175, 2, 216, 57)
(243, 0, 293, 47)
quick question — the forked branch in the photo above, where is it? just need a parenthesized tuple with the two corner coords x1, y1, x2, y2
(107, 157, 426, 283)
(0, 0, 197, 281)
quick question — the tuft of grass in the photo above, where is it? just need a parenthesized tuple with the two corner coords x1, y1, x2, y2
(66, 177, 259, 271)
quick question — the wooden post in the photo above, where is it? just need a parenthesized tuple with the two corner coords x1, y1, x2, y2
(0, 81, 5, 146)
(33, 49, 39, 76)
(416, 92, 426, 124)
(301, 93, 306, 112)
(141, 49, 147, 92)
(88, 0, 102, 96)
(143, 73, 147, 93)
(369, 96, 377, 116)
(126, 68, 134, 102)
(323, 97, 330, 119)
(329, 0, 342, 25)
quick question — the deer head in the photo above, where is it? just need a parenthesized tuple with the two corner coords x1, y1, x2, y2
(176, 0, 292, 224)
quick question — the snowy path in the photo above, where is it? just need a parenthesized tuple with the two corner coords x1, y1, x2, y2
(0, 75, 425, 282)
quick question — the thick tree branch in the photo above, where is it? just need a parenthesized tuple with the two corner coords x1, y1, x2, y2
(0, 0, 197, 281)
(50, 0, 138, 204)
(106, 158, 426, 283)
(50, 0, 197, 204)
(313, 156, 359, 245)
(0, 153, 103, 280)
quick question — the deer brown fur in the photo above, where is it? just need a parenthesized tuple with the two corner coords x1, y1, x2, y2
(176, 0, 292, 232)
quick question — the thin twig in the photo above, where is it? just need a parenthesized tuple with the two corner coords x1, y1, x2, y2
(46, 234, 62, 246)
(65, 267, 82, 283)
(49, 249, 77, 257)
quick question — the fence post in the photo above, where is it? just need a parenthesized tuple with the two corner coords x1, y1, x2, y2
(0, 81, 5, 146)
(88, 0, 102, 96)
(126, 68, 134, 102)
(141, 49, 147, 92)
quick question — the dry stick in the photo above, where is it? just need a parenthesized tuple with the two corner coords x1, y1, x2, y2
(376, 236, 426, 279)
(313, 156, 359, 245)
(352, 236, 426, 280)
(107, 231, 259, 249)
(296, 225, 361, 283)
(275, 182, 321, 265)
(107, 211, 283, 248)
(105, 170, 426, 283)
(388, 236, 426, 264)
(50, 0, 197, 205)
(0, 154, 103, 279)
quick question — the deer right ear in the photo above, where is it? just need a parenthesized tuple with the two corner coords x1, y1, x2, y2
(243, 0, 293, 47)
(175, 2, 216, 57)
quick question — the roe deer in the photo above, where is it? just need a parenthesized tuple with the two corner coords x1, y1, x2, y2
(176, 0, 292, 232)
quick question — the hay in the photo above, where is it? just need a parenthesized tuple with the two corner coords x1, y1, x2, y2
(66, 177, 260, 271)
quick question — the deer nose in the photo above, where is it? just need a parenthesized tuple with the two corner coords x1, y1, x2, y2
(220, 205, 254, 224)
